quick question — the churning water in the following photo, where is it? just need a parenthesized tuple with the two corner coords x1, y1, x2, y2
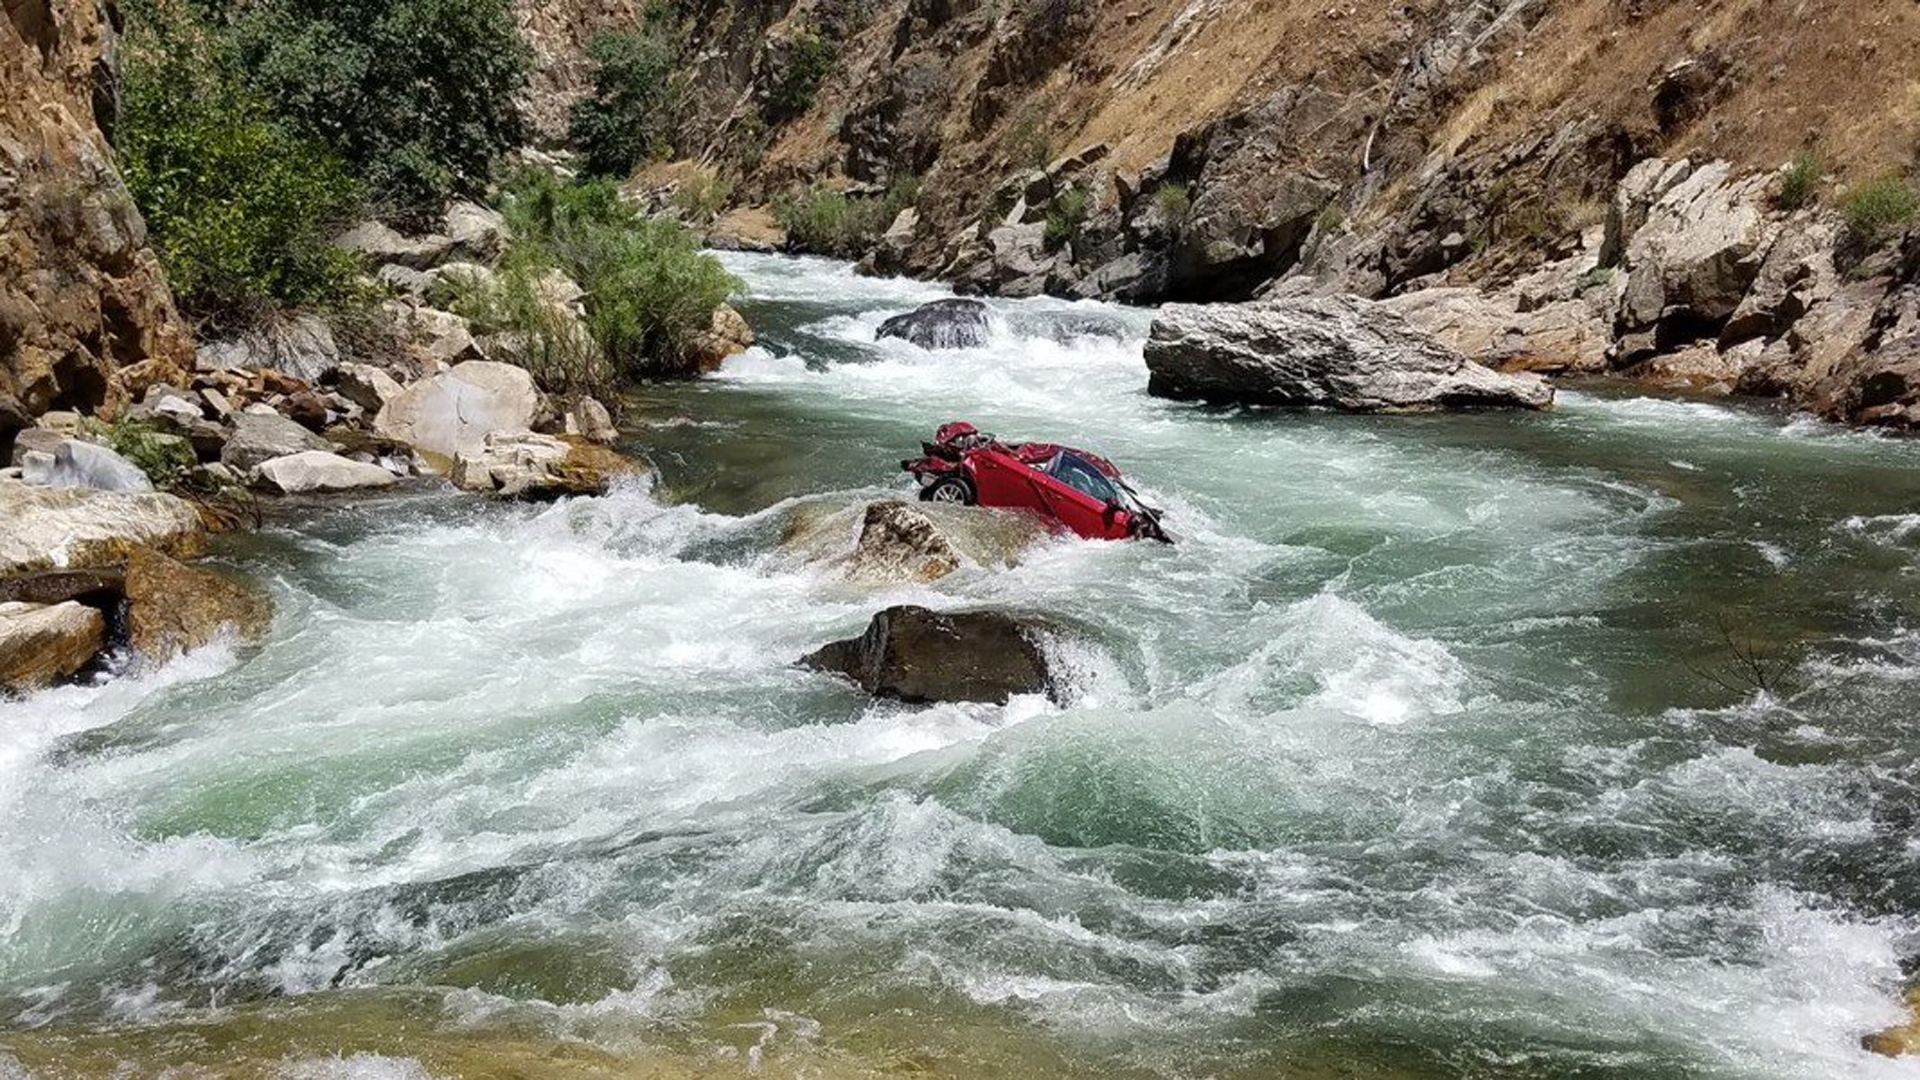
(4, 253, 1920, 1079)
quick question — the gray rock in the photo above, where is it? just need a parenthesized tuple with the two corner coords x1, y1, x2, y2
(1614, 161, 1778, 355)
(450, 431, 641, 501)
(336, 220, 456, 270)
(562, 396, 620, 445)
(253, 451, 400, 495)
(844, 501, 962, 584)
(8, 427, 66, 468)
(877, 299, 995, 349)
(801, 606, 1060, 705)
(373, 361, 549, 465)
(0, 601, 105, 694)
(22, 439, 154, 492)
(221, 412, 333, 474)
(195, 315, 342, 383)
(443, 201, 509, 261)
(1144, 295, 1555, 412)
(333, 362, 406, 414)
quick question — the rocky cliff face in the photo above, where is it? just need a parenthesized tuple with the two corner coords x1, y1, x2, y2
(578, 0, 1920, 428)
(1, 0, 191, 444)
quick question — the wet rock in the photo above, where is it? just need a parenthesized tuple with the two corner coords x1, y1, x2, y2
(374, 361, 549, 465)
(1865, 986, 1920, 1057)
(846, 501, 962, 584)
(20, 439, 153, 493)
(0, 601, 104, 694)
(253, 451, 399, 495)
(801, 605, 1058, 705)
(0, 568, 125, 608)
(0, 479, 205, 579)
(450, 431, 642, 500)
(684, 305, 755, 375)
(562, 396, 620, 445)
(123, 547, 272, 664)
(877, 299, 994, 349)
(1145, 295, 1555, 412)
(221, 412, 334, 474)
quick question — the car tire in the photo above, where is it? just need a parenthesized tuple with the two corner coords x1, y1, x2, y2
(919, 476, 976, 506)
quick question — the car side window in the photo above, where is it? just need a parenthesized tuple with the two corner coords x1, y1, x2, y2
(1051, 453, 1118, 503)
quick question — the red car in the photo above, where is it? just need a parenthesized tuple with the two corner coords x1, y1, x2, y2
(902, 422, 1172, 543)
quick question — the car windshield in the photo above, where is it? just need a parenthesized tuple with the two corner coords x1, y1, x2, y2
(1050, 453, 1119, 503)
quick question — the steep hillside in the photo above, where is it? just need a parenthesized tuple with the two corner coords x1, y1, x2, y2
(1, 0, 191, 441)
(515, 0, 1920, 426)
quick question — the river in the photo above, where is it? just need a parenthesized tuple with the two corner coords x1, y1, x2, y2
(4, 253, 1920, 1079)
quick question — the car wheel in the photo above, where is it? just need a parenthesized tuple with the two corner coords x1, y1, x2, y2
(919, 476, 976, 506)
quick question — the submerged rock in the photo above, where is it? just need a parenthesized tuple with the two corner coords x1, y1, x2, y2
(0, 601, 105, 694)
(801, 605, 1058, 705)
(846, 501, 962, 583)
(0, 480, 205, 580)
(124, 547, 272, 664)
(1144, 295, 1555, 412)
(877, 298, 995, 350)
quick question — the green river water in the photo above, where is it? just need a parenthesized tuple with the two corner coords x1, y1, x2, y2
(3, 253, 1920, 1079)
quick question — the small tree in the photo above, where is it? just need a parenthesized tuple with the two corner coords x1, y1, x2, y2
(570, 28, 684, 178)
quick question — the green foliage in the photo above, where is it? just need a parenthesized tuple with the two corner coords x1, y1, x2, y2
(118, 0, 360, 325)
(1043, 184, 1091, 250)
(1777, 149, 1823, 210)
(672, 173, 734, 224)
(83, 419, 198, 489)
(1576, 266, 1616, 293)
(570, 26, 684, 179)
(1315, 202, 1347, 234)
(1840, 176, 1920, 247)
(483, 173, 741, 382)
(767, 31, 836, 121)
(773, 178, 920, 259)
(1005, 108, 1052, 172)
(217, 0, 530, 217)
(1153, 182, 1192, 223)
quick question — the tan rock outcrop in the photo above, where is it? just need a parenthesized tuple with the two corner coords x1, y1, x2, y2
(0, 479, 205, 580)
(123, 547, 271, 664)
(0, 601, 104, 693)
(1, 0, 191, 425)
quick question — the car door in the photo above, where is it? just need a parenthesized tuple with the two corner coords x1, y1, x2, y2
(1037, 453, 1126, 539)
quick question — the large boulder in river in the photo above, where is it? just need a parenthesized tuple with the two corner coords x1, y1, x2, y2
(1144, 295, 1555, 412)
(0, 480, 205, 579)
(0, 601, 104, 694)
(877, 299, 995, 350)
(684, 305, 755, 374)
(801, 606, 1059, 705)
(124, 547, 272, 664)
(374, 361, 549, 465)
(846, 501, 962, 583)
(450, 431, 643, 500)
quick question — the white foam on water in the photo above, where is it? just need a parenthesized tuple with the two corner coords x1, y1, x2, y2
(278, 1054, 437, 1080)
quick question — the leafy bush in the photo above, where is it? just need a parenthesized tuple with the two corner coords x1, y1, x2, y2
(1841, 176, 1920, 247)
(1777, 149, 1824, 211)
(766, 31, 836, 121)
(1153, 182, 1192, 222)
(487, 173, 741, 381)
(773, 178, 919, 259)
(1043, 184, 1090, 250)
(118, 0, 361, 324)
(217, 0, 529, 217)
(673, 172, 734, 224)
(1005, 108, 1052, 171)
(441, 253, 614, 397)
(81, 418, 197, 489)
(570, 26, 684, 178)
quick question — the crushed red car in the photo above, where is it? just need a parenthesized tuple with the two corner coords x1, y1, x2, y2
(902, 422, 1172, 543)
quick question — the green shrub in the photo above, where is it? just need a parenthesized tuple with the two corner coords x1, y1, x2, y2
(1005, 108, 1052, 171)
(118, 0, 361, 324)
(489, 172, 741, 381)
(1153, 181, 1192, 222)
(218, 0, 529, 217)
(1778, 149, 1823, 210)
(766, 31, 836, 121)
(570, 26, 684, 178)
(82, 419, 197, 489)
(1043, 184, 1090, 250)
(773, 177, 919, 259)
(672, 173, 733, 224)
(1315, 202, 1347, 234)
(1841, 176, 1920, 246)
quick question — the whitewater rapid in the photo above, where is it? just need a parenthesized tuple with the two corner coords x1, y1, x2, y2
(4, 252, 1920, 1079)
